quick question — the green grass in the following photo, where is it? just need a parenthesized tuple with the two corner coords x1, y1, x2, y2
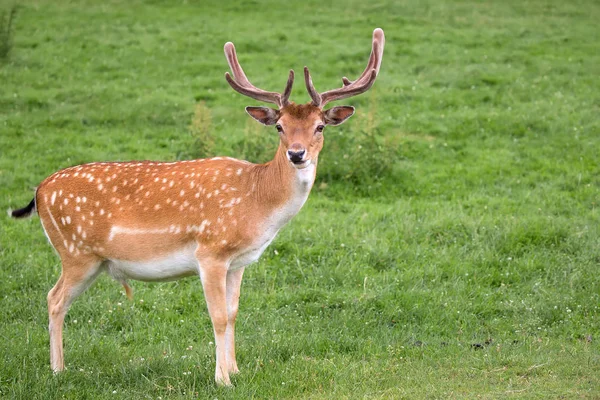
(1, 0, 599, 398)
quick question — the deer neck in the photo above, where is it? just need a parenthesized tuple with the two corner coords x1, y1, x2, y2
(250, 143, 317, 221)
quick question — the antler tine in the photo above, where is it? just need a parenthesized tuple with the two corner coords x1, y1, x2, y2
(224, 42, 294, 108)
(345, 28, 385, 86)
(281, 69, 294, 107)
(307, 28, 385, 108)
(303, 66, 322, 107)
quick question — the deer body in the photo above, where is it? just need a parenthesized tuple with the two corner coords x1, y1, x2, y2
(37, 143, 314, 282)
(12, 29, 384, 386)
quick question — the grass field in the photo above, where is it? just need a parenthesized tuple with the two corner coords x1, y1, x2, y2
(1, 0, 599, 398)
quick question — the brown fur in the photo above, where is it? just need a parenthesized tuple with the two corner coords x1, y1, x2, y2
(35, 116, 322, 386)
(280, 102, 323, 120)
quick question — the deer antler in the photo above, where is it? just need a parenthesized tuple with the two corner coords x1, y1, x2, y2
(304, 28, 385, 108)
(224, 42, 294, 109)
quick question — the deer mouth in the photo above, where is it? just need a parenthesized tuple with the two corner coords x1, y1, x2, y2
(291, 159, 311, 169)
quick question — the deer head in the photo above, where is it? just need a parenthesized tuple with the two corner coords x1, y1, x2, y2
(224, 28, 385, 170)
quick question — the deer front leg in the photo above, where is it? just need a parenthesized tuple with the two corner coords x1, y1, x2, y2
(197, 256, 230, 386)
(225, 267, 245, 374)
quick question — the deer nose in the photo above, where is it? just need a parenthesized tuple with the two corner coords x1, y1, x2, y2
(287, 149, 306, 163)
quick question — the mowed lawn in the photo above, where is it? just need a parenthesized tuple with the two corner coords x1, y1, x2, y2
(1, 0, 599, 398)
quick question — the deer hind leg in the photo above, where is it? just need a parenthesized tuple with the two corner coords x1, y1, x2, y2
(48, 256, 102, 372)
(196, 252, 230, 386)
(225, 267, 245, 375)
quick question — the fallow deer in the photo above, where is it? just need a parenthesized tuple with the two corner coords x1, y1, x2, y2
(11, 28, 385, 385)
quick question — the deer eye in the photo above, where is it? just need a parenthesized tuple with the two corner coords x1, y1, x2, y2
(275, 124, 283, 133)
(316, 125, 325, 133)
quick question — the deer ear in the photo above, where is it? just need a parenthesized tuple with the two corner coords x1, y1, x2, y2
(323, 106, 355, 126)
(246, 106, 280, 125)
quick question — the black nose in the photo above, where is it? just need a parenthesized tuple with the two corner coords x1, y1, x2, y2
(287, 149, 306, 163)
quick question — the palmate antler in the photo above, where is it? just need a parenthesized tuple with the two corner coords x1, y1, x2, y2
(224, 42, 294, 109)
(304, 28, 385, 108)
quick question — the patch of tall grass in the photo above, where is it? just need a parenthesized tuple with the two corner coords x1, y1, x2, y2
(188, 96, 400, 197)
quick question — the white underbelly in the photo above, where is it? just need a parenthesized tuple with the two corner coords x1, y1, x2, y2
(106, 245, 199, 282)
(229, 234, 277, 270)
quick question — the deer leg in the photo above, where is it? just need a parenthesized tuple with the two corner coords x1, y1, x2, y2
(48, 275, 68, 372)
(197, 255, 230, 386)
(48, 257, 102, 372)
(225, 267, 245, 374)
